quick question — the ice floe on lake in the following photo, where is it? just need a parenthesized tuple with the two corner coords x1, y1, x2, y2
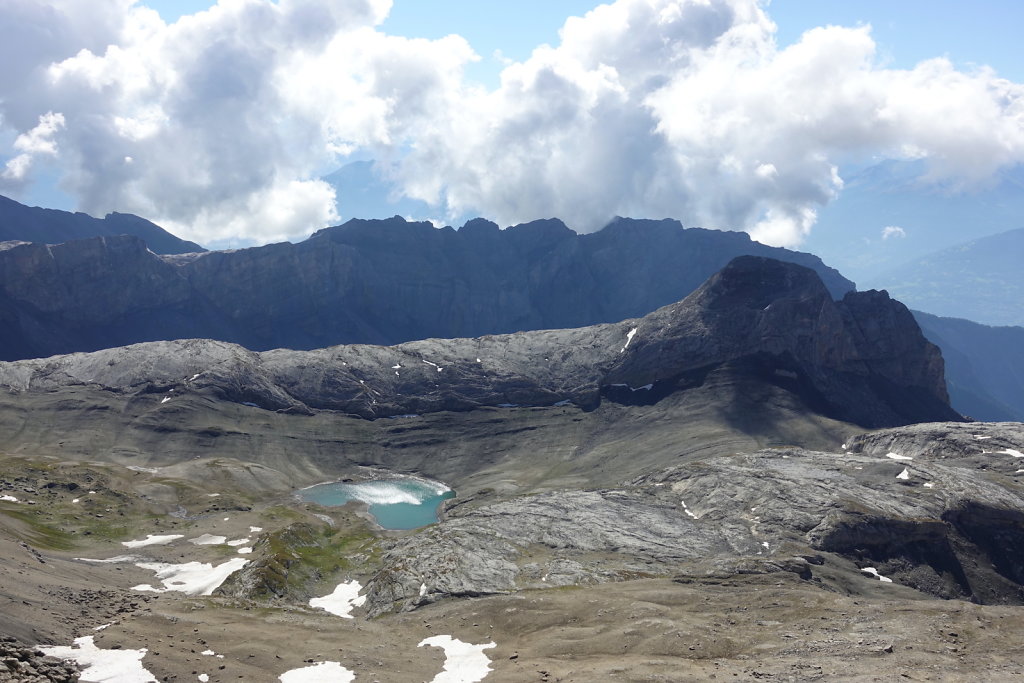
(133, 558, 248, 595)
(41, 636, 156, 682)
(309, 580, 366, 618)
(419, 635, 496, 683)
(278, 661, 355, 682)
(121, 534, 183, 548)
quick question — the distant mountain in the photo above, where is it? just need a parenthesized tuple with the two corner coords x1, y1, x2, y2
(803, 160, 1024, 285)
(868, 229, 1024, 327)
(0, 215, 853, 361)
(0, 194, 205, 255)
(914, 311, 1024, 422)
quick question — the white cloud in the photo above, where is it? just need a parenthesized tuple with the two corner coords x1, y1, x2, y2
(881, 225, 906, 240)
(1, 0, 1023, 247)
(1, 111, 65, 183)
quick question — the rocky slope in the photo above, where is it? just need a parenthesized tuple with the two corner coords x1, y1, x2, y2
(0, 257, 951, 430)
(0, 194, 204, 255)
(0, 216, 853, 361)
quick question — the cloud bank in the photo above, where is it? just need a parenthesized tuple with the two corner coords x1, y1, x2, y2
(2, 0, 1023, 247)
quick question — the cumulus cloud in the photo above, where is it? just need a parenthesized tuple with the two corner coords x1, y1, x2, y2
(881, 226, 907, 240)
(1, 0, 1023, 247)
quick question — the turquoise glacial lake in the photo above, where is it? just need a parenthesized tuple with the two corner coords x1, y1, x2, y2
(298, 478, 455, 530)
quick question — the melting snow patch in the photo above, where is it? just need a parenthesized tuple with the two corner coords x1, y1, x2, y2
(423, 360, 443, 372)
(249, 526, 263, 533)
(923, 482, 936, 488)
(76, 555, 138, 564)
(93, 624, 112, 632)
(189, 534, 228, 546)
(680, 500, 697, 519)
(0, 495, 18, 502)
(190, 374, 202, 381)
(999, 449, 1024, 458)
(861, 567, 893, 583)
(420, 583, 428, 597)
(133, 558, 248, 595)
(226, 538, 251, 547)
(121, 534, 183, 548)
(886, 452, 912, 461)
(40, 636, 156, 682)
(392, 364, 402, 369)
(419, 635, 496, 683)
(199, 675, 209, 682)
(896, 468, 910, 480)
(620, 327, 638, 353)
(237, 547, 253, 554)
(279, 661, 354, 683)
(126, 465, 159, 473)
(160, 397, 171, 404)
(309, 580, 366, 618)
(974, 435, 993, 440)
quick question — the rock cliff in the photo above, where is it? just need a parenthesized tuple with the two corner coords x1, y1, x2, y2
(0, 216, 853, 360)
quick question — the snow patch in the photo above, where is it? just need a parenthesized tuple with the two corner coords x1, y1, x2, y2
(999, 449, 1024, 458)
(279, 661, 354, 683)
(419, 635, 496, 683)
(886, 452, 913, 461)
(160, 396, 171, 404)
(620, 327, 638, 353)
(133, 558, 248, 595)
(189, 534, 228, 546)
(0, 494, 18, 502)
(896, 468, 910, 480)
(126, 465, 159, 473)
(40, 636, 156, 682)
(237, 547, 253, 554)
(76, 555, 138, 564)
(121, 534, 183, 548)
(226, 538, 251, 547)
(308, 580, 366, 618)
(199, 675, 209, 682)
(423, 360, 443, 372)
(552, 399, 572, 407)
(420, 582, 428, 597)
(861, 567, 893, 583)
(923, 482, 935, 488)
(249, 526, 263, 533)
(974, 435, 992, 440)
(680, 500, 697, 519)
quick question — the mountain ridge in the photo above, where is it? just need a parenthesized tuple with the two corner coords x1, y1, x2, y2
(0, 194, 206, 255)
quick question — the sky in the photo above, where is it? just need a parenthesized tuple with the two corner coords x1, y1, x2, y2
(2, 0, 1023, 251)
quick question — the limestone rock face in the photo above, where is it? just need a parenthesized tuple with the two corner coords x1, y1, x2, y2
(0, 256, 956, 429)
(0, 216, 853, 360)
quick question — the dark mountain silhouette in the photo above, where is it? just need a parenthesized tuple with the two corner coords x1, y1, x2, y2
(0, 215, 852, 361)
(0, 194, 205, 255)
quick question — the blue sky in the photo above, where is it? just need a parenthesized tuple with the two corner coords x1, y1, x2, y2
(3, 0, 1023, 253)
